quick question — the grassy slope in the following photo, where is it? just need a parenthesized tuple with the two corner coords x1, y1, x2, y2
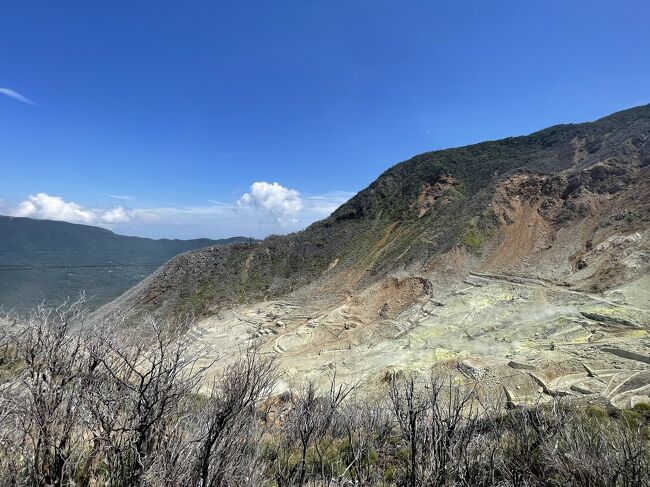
(102, 104, 650, 318)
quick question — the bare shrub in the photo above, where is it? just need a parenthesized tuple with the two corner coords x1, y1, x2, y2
(0, 301, 649, 486)
(187, 349, 276, 487)
(78, 314, 205, 486)
(269, 371, 356, 487)
(337, 396, 393, 485)
(0, 298, 91, 486)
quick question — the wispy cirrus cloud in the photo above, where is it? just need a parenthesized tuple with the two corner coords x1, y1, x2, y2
(0, 87, 36, 106)
(103, 193, 136, 201)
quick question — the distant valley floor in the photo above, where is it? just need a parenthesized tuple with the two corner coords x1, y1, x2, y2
(0, 263, 160, 313)
(0, 215, 251, 313)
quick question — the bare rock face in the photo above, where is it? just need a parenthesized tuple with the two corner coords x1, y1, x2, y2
(459, 359, 488, 381)
(508, 360, 536, 370)
(97, 105, 650, 405)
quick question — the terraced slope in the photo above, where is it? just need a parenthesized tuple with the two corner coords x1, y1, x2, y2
(100, 105, 650, 407)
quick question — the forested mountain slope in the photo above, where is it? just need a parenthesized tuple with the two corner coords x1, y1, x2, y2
(0, 216, 249, 311)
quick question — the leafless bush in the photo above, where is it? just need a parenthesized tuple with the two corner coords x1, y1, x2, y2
(388, 373, 489, 487)
(0, 301, 277, 487)
(336, 396, 393, 485)
(500, 403, 650, 487)
(0, 301, 649, 486)
(81, 314, 207, 486)
(269, 371, 356, 487)
(0, 298, 91, 486)
(186, 349, 276, 487)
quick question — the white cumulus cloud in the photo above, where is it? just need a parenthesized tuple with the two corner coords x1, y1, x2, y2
(237, 182, 303, 224)
(10, 193, 133, 225)
(1, 187, 355, 239)
(99, 206, 134, 224)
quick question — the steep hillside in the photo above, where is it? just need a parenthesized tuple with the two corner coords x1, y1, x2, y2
(0, 216, 250, 312)
(104, 104, 650, 317)
(101, 105, 650, 407)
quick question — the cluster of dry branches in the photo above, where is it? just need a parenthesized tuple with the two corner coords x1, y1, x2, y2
(0, 299, 275, 487)
(0, 299, 649, 486)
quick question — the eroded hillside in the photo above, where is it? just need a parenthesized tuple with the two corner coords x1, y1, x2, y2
(98, 105, 650, 407)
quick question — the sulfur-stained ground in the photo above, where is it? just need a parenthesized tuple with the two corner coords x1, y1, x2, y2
(188, 261, 650, 409)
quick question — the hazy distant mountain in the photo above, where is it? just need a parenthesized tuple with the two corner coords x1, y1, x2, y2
(0, 216, 250, 312)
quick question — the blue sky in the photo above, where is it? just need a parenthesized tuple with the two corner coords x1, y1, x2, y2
(1, 1, 649, 239)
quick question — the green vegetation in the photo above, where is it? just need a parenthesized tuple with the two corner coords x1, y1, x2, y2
(0, 215, 250, 312)
(101, 104, 650, 320)
(462, 226, 485, 252)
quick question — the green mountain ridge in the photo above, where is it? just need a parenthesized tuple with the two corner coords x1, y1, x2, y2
(100, 104, 650, 320)
(0, 215, 250, 312)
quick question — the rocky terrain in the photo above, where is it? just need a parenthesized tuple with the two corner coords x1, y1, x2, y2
(99, 104, 650, 408)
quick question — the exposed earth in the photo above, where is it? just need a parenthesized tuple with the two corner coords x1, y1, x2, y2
(98, 105, 650, 409)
